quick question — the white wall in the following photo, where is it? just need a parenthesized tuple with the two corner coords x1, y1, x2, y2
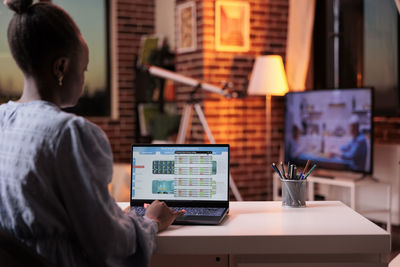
(363, 144, 400, 225)
(155, 0, 176, 49)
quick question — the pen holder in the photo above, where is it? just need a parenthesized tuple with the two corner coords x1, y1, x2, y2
(281, 179, 307, 208)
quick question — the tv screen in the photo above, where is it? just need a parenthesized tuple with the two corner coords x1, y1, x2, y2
(284, 88, 373, 174)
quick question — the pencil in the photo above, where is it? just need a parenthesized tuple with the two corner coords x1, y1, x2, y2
(303, 160, 310, 174)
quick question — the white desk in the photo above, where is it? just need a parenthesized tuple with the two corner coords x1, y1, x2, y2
(273, 173, 392, 232)
(118, 201, 390, 267)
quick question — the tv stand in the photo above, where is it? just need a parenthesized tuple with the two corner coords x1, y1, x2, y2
(307, 174, 391, 232)
(312, 173, 334, 179)
(353, 174, 379, 182)
(312, 169, 364, 180)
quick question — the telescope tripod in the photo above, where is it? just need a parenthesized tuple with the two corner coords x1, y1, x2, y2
(176, 99, 243, 201)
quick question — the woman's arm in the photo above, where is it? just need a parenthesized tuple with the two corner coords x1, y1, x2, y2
(53, 117, 157, 267)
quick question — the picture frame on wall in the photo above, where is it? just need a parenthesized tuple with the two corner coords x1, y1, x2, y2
(176, 1, 197, 53)
(215, 1, 250, 52)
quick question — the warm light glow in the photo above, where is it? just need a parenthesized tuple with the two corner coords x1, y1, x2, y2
(247, 55, 289, 96)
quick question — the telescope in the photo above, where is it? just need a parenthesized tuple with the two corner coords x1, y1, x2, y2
(144, 65, 244, 99)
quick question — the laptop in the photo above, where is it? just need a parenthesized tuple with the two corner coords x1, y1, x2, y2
(130, 144, 229, 225)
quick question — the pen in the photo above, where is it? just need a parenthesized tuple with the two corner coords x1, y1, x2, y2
(293, 165, 296, 179)
(280, 162, 286, 179)
(273, 163, 284, 178)
(304, 164, 317, 179)
(299, 171, 304, 180)
(290, 164, 295, 179)
(272, 163, 283, 179)
(292, 165, 296, 179)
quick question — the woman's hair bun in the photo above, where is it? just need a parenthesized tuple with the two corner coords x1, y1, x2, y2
(5, 0, 34, 14)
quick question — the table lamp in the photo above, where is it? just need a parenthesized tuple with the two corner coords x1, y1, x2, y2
(247, 55, 289, 189)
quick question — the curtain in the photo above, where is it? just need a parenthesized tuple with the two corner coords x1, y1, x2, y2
(285, 0, 316, 91)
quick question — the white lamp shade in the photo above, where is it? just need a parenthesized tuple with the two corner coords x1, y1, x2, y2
(247, 55, 289, 96)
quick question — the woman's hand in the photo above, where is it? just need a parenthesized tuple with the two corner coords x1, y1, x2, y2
(145, 200, 185, 232)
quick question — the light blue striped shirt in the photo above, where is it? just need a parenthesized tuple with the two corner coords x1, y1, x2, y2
(0, 100, 157, 267)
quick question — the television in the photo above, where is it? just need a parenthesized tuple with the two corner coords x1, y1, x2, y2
(284, 88, 373, 174)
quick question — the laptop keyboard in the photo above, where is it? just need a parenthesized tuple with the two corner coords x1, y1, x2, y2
(131, 206, 225, 217)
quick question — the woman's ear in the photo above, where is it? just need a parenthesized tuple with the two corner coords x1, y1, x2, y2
(53, 57, 70, 84)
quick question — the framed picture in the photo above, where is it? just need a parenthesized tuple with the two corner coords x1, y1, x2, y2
(215, 1, 250, 52)
(176, 1, 197, 53)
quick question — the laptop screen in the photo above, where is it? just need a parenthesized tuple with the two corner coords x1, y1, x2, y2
(131, 145, 229, 202)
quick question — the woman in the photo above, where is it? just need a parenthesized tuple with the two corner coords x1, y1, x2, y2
(0, 0, 183, 266)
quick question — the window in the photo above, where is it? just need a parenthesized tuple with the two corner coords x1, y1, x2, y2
(313, 0, 400, 116)
(0, 5, 22, 103)
(0, 0, 111, 116)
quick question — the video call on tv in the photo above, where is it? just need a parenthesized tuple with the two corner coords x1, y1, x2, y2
(284, 88, 373, 174)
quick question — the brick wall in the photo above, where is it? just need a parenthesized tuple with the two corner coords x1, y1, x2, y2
(89, 0, 155, 162)
(375, 117, 400, 144)
(175, 0, 289, 200)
